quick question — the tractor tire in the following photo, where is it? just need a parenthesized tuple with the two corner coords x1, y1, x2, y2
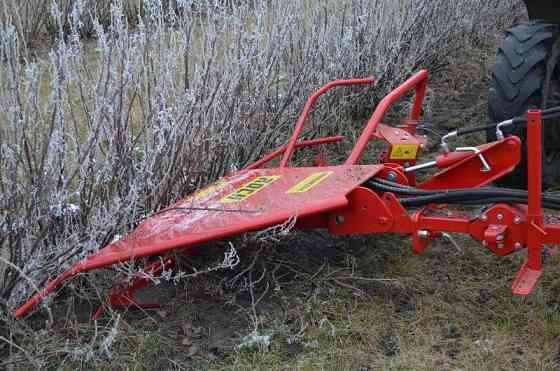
(488, 20, 560, 189)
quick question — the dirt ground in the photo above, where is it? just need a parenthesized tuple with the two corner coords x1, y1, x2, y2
(5, 40, 560, 371)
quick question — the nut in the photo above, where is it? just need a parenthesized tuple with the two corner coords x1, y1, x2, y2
(387, 171, 398, 181)
(417, 230, 430, 239)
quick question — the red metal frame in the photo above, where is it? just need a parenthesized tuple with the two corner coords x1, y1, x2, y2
(418, 137, 521, 189)
(245, 136, 344, 170)
(511, 110, 546, 295)
(346, 70, 428, 165)
(280, 77, 376, 167)
(15, 71, 560, 320)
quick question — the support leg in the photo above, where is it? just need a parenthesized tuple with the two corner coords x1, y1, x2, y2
(92, 257, 176, 320)
(512, 110, 547, 295)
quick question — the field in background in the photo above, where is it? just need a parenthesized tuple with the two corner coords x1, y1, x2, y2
(3, 1, 556, 370)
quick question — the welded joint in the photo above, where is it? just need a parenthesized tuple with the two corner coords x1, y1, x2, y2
(456, 147, 491, 172)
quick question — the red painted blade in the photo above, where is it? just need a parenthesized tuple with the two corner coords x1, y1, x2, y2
(512, 261, 543, 296)
(16, 165, 382, 317)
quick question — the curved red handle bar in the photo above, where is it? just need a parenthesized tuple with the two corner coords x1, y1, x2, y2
(345, 69, 428, 165)
(280, 77, 376, 167)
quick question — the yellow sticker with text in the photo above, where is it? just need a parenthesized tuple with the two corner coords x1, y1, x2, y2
(185, 180, 227, 202)
(286, 171, 333, 194)
(220, 175, 281, 203)
(390, 144, 419, 160)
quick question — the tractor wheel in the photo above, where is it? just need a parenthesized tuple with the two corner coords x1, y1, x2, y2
(488, 20, 560, 189)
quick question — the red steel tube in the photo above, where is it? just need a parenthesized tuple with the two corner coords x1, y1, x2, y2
(410, 78, 427, 121)
(245, 135, 344, 170)
(15, 269, 78, 318)
(345, 70, 429, 165)
(280, 77, 375, 168)
(526, 109, 544, 270)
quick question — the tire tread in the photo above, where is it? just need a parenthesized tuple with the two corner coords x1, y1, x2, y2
(488, 20, 560, 189)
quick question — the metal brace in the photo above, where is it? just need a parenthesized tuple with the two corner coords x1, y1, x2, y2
(456, 147, 491, 172)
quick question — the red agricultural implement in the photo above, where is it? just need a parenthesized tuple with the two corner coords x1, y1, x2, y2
(14, 70, 560, 320)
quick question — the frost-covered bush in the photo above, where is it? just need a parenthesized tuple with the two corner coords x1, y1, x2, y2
(0, 0, 516, 319)
(0, 0, 144, 53)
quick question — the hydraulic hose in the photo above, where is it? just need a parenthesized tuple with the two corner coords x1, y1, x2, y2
(454, 106, 560, 136)
(366, 178, 560, 210)
(371, 178, 560, 201)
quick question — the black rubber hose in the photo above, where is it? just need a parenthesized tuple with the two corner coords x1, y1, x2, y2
(454, 106, 560, 136)
(366, 179, 560, 209)
(542, 106, 560, 116)
(371, 178, 560, 202)
(433, 197, 560, 210)
(397, 190, 560, 209)
(401, 193, 520, 206)
(366, 180, 434, 195)
(373, 183, 560, 208)
(397, 191, 515, 204)
(401, 195, 560, 210)
(457, 123, 503, 136)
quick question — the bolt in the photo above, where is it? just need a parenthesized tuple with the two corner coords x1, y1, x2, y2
(514, 216, 522, 224)
(335, 215, 345, 225)
(417, 230, 430, 239)
(480, 214, 488, 222)
(496, 213, 504, 221)
(378, 217, 389, 225)
(387, 171, 398, 181)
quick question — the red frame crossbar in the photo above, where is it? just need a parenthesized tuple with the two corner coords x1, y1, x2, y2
(346, 70, 428, 165)
(280, 77, 376, 167)
(277, 70, 428, 168)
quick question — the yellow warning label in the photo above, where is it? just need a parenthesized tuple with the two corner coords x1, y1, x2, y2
(390, 144, 419, 160)
(185, 180, 227, 202)
(220, 175, 281, 203)
(286, 171, 333, 194)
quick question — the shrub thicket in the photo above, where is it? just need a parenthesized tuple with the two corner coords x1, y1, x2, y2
(0, 0, 517, 325)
